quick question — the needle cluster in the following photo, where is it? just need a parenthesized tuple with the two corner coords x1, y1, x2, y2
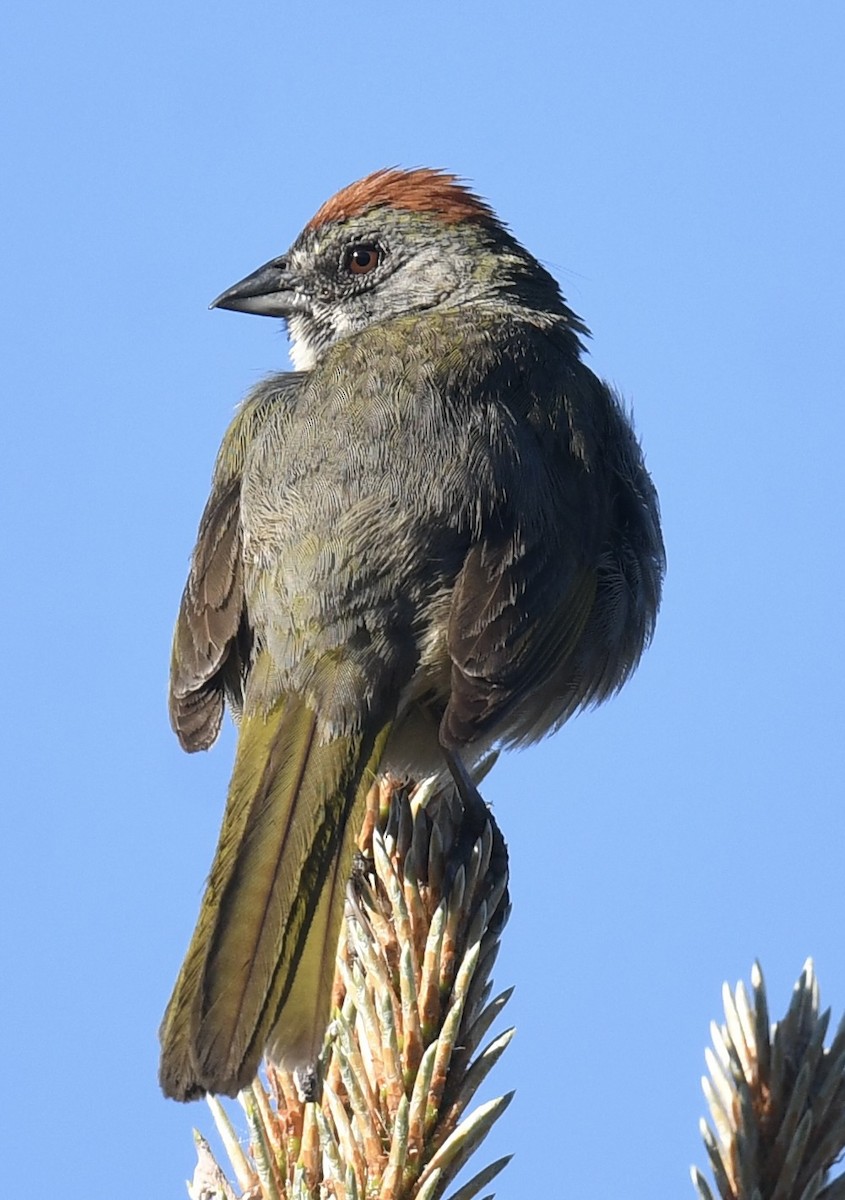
(187, 774, 513, 1200)
(693, 961, 845, 1200)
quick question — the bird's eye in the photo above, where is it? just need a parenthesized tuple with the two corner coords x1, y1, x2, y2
(345, 244, 381, 276)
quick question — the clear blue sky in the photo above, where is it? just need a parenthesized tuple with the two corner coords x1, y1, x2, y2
(2, 3, 843, 1196)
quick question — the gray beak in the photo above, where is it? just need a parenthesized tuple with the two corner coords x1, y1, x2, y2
(210, 255, 293, 317)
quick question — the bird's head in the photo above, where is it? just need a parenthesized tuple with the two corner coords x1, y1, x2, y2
(211, 167, 577, 369)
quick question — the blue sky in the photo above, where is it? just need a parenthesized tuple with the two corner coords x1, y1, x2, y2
(2, 2, 844, 1196)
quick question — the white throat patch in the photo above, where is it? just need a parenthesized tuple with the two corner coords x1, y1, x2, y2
(287, 315, 318, 371)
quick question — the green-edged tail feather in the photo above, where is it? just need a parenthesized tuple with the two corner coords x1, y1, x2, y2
(159, 689, 391, 1100)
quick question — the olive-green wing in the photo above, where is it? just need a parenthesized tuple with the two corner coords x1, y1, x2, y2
(442, 527, 598, 748)
(169, 373, 305, 752)
(169, 474, 247, 751)
(442, 370, 665, 750)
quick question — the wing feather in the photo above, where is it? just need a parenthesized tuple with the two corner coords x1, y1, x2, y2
(168, 373, 305, 751)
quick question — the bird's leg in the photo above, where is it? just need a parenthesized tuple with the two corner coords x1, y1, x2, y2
(439, 743, 510, 890)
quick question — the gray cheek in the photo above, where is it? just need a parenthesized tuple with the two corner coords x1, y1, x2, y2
(382, 255, 466, 315)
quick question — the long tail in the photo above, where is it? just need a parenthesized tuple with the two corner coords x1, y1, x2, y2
(159, 691, 391, 1100)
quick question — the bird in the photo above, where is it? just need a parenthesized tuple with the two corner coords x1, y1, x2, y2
(159, 167, 665, 1102)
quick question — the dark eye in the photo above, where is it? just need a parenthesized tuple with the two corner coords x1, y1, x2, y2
(345, 244, 381, 276)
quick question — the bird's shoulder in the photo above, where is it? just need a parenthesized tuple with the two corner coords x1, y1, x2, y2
(213, 371, 309, 480)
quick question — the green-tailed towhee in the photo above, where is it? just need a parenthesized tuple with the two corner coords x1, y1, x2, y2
(159, 168, 665, 1101)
